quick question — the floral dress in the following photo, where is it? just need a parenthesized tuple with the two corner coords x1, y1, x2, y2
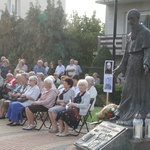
(56, 92, 85, 129)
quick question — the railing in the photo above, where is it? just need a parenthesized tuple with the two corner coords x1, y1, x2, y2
(98, 34, 127, 55)
(96, 0, 147, 5)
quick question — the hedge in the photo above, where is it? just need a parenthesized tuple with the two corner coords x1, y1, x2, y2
(95, 83, 123, 107)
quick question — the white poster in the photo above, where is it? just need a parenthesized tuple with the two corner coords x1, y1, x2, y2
(103, 60, 114, 93)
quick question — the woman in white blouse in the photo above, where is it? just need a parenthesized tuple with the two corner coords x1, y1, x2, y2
(7, 76, 40, 126)
(85, 76, 97, 110)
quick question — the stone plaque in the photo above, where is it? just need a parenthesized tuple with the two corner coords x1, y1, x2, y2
(74, 121, 127, 150)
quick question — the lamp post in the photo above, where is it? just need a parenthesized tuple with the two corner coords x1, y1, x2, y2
(112, 0, 118, 99)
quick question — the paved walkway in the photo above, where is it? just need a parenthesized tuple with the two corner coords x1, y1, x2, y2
(0, 119, 93, 150)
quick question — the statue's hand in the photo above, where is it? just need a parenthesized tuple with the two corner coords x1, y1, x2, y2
(143, 64, 149, 75)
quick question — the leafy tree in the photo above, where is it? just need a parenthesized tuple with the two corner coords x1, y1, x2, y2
(66, 11, 104, 67)
(0, 8, 13, 56)
(0, 1, 105, 71)
(13, 0, 66, 69)
(18, 2, 42, 68)
(42, 0, 67, 63)
(19, 0, 67, 67)
(0, 7, 24, 68)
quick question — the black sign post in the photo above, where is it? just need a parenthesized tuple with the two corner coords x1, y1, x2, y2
(112, 0, 118, 100)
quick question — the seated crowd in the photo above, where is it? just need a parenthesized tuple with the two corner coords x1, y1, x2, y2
(0, 56, 98, 137)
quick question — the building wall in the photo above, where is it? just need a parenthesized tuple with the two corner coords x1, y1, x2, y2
(105, 1, 150, 35)
(0, 0, 66, 19)
(0, 0, 7, 11)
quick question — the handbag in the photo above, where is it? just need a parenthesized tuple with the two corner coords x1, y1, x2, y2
(16, 98, 28, 103)
(8, 97, 18, 102)
(72, 106, 81, 120)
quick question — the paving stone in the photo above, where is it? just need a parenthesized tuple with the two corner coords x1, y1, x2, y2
(0, 119, 92, 150)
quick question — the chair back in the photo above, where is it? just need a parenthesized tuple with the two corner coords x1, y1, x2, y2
(86, 98, 94, 115)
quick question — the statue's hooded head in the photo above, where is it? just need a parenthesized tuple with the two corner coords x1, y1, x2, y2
(127, 9, 140, 28)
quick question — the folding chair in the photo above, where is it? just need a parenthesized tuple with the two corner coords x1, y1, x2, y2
(21, 108, 39, 127)
(34, 111, 50, 130)
(34, 95, 58, 131)
(21, 109, 49, 130)
(70, 98, 94, 136)
(89, 110, 93, 122)
(21, 108, 28, 126)
(21, 94, 42, 126)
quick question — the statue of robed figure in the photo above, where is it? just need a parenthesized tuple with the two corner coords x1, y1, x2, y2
(110, 9, 150, 126)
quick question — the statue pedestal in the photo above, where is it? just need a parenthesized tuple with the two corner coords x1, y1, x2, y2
(73, 121, 150, 150)
(130, 139, 150, 150)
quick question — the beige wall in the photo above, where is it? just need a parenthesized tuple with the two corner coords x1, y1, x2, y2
(105, 1, 150, 35)
(0, 0, 66, 18)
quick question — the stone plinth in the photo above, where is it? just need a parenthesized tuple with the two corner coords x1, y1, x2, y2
(130, 139, 150, 150)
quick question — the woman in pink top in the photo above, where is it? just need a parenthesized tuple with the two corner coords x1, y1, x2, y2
(22, 77, 57, 130)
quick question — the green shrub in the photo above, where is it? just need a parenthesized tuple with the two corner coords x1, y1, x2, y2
(90, 46, 112, 83)
(94, 83, 123, 107)
(113, 84, 123, 105)
(94, 83, 103, 94)
(94, 84, 105, 107)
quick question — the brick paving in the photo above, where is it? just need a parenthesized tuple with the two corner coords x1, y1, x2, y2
(0, 119, 93, 150)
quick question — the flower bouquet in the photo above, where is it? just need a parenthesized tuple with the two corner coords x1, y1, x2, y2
(96, 103, 118, 121)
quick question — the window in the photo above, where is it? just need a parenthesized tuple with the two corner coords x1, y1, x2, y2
(15, 0, 18, 14)
(6, 0, 20, 16)
(7, 0, 11, 14)
(141, 11, 150, 29)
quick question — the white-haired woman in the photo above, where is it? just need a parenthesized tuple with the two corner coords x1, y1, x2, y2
(23, 77, 57, 130)
(56, 79, 90, 137)
(85, 76, 97, 110)
(48, 75, 56, 89)
(7, 76, 40, 126)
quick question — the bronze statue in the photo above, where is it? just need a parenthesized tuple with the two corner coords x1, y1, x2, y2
(110, 9, 150, 126)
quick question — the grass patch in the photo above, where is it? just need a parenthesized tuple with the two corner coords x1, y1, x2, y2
(87, 107, 102, 122)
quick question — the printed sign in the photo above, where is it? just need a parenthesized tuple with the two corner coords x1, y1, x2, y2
(103, 60, 114, 93)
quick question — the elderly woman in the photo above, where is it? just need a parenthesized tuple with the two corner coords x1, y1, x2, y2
(48, 61, 55, 75)
(92, 72, 100, 84)
(23, 77, 57, 130)
(4, 73, 16, 91)
(56, 79, 91, 136)
(14, 59, 25, 76)
(44, 62, 49, 76)
(48, 77, 75, 133)
(0, 74, 22, 119)
(7, 76, 40, 126)
(0, 73, 29, 119)
(36, 72, 45, 91)
(1, 59, 11, 79)
(85, 76, 97, 110)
